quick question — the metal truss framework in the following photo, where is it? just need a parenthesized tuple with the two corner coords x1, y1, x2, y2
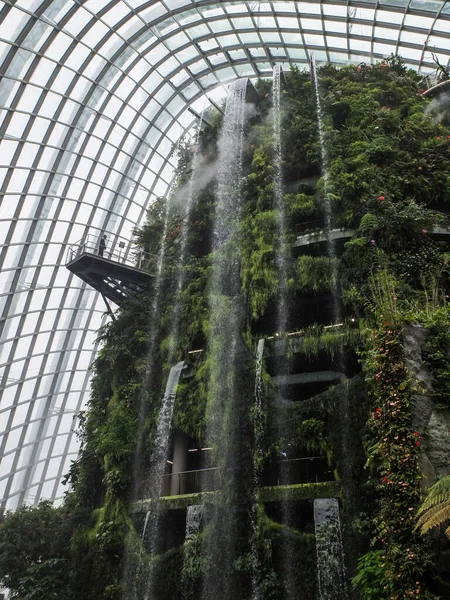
(0, 0, 449, 510)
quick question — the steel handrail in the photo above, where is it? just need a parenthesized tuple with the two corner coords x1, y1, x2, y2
(162, 466, 218, 496)
(66, 233, 154, 270)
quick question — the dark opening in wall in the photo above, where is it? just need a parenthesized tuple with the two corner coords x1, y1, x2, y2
(142, 509, 186, 554)
(267, 346, 361, 379)
(276, 379, 341, 402)
(265, 499, 315, 532)
(262, 456, 333, 486)
(251, 293, 340, 335)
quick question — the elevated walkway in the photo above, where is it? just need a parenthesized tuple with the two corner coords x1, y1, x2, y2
(421, 79, 450, 98)
(293, 227, 355, 250)
(293, 224, 450, 251)
(132, 481, 340, 513)
(66, 234, 154, 305)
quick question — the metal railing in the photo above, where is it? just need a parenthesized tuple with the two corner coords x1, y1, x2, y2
(66, 233, 152, 270)
(419, 71, 448, 92)
(161, 467, 217, 496)
(160, 457, 333, 497)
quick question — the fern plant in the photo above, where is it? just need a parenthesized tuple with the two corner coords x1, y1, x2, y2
(416, 475, 450, 538)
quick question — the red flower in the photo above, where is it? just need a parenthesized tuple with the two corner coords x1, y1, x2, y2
(379, 195, 385, 201)
(415, 441, 421, 446)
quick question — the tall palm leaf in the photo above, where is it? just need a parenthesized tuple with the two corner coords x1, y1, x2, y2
(416, 475, 450, 539)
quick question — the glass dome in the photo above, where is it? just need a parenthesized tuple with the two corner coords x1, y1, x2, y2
(1, 0, 449, 510)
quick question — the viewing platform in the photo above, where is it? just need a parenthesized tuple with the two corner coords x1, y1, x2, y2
(66, 233, 154, 305)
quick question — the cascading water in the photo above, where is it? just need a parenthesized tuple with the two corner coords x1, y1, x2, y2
(273, 65, 298, 599)
(314, 498, 347, 600)
(311, 57, 353, 541)
(273, 65, 288, 335)
(125, 153, 184, 600)
(185, 505, 203, 540)
(167, 112, 204, 359)
(131, 137, 185, 503)
(201, 78, 248, 600)
(253, 339, 265, 455)
(141, 510, 151, 542)
(147, 361, 186, 499)
(141, 361, 185, 600)
(310, 56, 340, 324)
(250, 338, 265, 600)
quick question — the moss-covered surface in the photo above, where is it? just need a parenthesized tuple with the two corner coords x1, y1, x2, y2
(260, 481, 341, 502)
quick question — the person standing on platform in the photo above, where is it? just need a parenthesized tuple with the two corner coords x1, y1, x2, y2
(99, 234, 106, 257)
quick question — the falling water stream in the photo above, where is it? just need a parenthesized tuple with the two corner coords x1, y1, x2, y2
(131, 130, 187, 504)
(273, 65, 288, 335)
(129, 117, 206, 598)
(142, 361, 185, 600)
(201, 78, 248, 600)
(310, 56, 340, 324)
(311, 58, 350, 599)
(167, 112, 204, 359)
(126, 198, 178, 600)
(314, 498, 347, 600)
(141, 510, 151, 542)
(185, 505, 203, 540)
(250, 338, 265, 600)
(272, 64, 299, 599)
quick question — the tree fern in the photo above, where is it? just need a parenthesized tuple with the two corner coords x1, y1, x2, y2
(416, 475, 450, 539)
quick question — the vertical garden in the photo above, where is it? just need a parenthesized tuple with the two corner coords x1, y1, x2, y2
(3, 57, 450, 600)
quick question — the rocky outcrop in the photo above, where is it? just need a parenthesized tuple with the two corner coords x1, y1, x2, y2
(403, 323, 450, 488)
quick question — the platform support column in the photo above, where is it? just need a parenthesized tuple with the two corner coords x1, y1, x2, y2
(171, 431, 189, 495)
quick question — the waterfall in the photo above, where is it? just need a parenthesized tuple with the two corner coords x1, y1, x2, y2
(314, 498, 347, 600)
(140, 361, 185, 600)
(253, 338, 265, 451)
(207, 78, 247, 449)
(201, 78, 248, 600)
(167, 112, 204, 359)
(310, 57, 331, 236)
(273, 65, 288, 335)
(250, 338, 265, 600)
(131, 136, 185, 502)
(125, 161, 182, 600)
(141, 510, 151, 542)
(185, 505, 203, 540)
(148, 361, 186, 498)
(310, 56, 341, 327)
(311, 59, 352, 509)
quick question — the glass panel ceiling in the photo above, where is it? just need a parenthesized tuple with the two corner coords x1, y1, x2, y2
(1, 0, 450, 510)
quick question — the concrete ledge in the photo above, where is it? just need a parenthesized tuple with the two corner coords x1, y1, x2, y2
(131, 491, 215, 513)
(259, 481, 341, 502)
(272, 371, 346, 386)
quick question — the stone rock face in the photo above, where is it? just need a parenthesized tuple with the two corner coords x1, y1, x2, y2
(403, 323, 450, 488)
(426, 410, 450, 478)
